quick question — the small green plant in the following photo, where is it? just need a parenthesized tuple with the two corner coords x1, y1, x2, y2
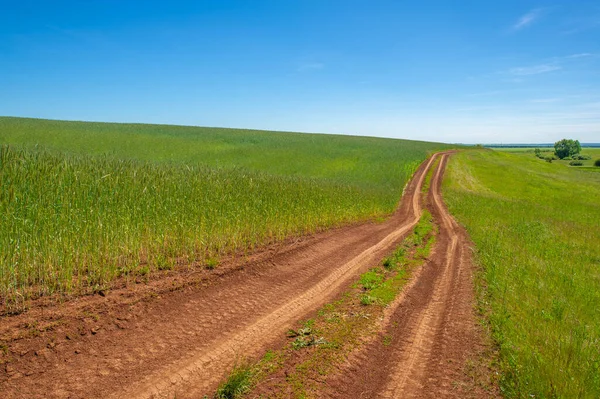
(360, 294, 376, 306)
(382, 335, 392, 346)
(205, 257, 219, 270)
(215, 363, 254, 399)
(291, 335, 327, 350)
(359, 270, 384, 291)
(286, 327, 312, 338)
(595, 159, 600, 167)
(382, 257, 393, 269)
(155, 254, 173, 271)
(569, 160, 583, 166)
(291, 336, 309, 350)
(288, 326, 327, 350)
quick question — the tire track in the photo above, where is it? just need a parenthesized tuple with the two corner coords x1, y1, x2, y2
(121, 154, 439, 399)
(381, 154, 461, 397)
(327, 153, 492, 399)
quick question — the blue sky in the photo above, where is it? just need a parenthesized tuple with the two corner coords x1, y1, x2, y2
(1, 1, 599, 143)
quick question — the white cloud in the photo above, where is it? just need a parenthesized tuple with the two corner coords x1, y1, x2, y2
(512, 8, 544, 31)
(509, 64, 561, 76)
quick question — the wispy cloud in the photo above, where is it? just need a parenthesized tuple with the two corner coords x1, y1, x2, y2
(566, 53, 593, 58)
(512, 8, 544, 31)
(509, 64, 561, 76)
(297, 62, 324, 72)
(482, 53, 594, 83)
(530, 98, 561, 103)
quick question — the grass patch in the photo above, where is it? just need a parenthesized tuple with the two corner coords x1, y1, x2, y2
(215, 363, 255, 399)
(210, 351, 285, 399)
(443, 149, 600, 398)
(358, 270, 384, 291)
(0, 117, 452, 303)
(420, 155, 441, 195)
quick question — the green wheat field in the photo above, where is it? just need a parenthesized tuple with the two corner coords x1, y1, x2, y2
(0, 116, 450, 301)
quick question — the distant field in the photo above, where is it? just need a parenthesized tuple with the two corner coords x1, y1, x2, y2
(444, 150, 600, 398)
(488, 147, 550, 152)
(492, 147, 600, 167)
(0, 117, 451, 303)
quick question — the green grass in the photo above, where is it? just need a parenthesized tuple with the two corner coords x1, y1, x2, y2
(555, 148, 600, 168)
(487, 147, 549, 152)
(491, 146, 600, 168)
(215, 363, 255, 399)
(443, 149, 600, 398)
(0, 117, 449, 190)
(0, 117, 450, 305)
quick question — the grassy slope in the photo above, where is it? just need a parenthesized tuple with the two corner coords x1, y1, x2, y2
(444, 150, 600, 398)
(0, 117, 450, 302)
(0, 117, 447, 189)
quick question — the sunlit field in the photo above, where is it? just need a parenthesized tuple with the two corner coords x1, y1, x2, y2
(444, 150, 600, 398)
(0, 117, 451, 304)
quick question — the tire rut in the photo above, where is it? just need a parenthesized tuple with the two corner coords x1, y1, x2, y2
(326, 153, 492, 399)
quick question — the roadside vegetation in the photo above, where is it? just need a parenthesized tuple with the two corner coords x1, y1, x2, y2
(495, 145, 600, 167)
(0, 117, 449, 308)
(213, 211, 436, 398)
(444, 150, 600, 398)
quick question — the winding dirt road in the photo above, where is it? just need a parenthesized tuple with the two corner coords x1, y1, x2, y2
(1, 153, 451, 398)
(326, 153, 493, 398)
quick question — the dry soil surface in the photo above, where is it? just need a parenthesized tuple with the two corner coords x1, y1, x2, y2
(325, 153, 496, 398)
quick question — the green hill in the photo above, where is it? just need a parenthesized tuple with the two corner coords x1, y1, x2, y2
(0, 117, 452, 304)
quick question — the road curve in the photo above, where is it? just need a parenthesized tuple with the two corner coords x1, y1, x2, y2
(2, 153, 445, 398)
(326, 153, 491, 399)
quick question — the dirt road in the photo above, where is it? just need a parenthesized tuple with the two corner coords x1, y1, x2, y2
(1, 153, 446, 398)
(326, 153, 493, 398)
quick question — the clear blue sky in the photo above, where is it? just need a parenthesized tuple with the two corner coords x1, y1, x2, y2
(2, 1, 599, 143)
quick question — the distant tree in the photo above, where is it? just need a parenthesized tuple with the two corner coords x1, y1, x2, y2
(554, 139, 581, 159)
